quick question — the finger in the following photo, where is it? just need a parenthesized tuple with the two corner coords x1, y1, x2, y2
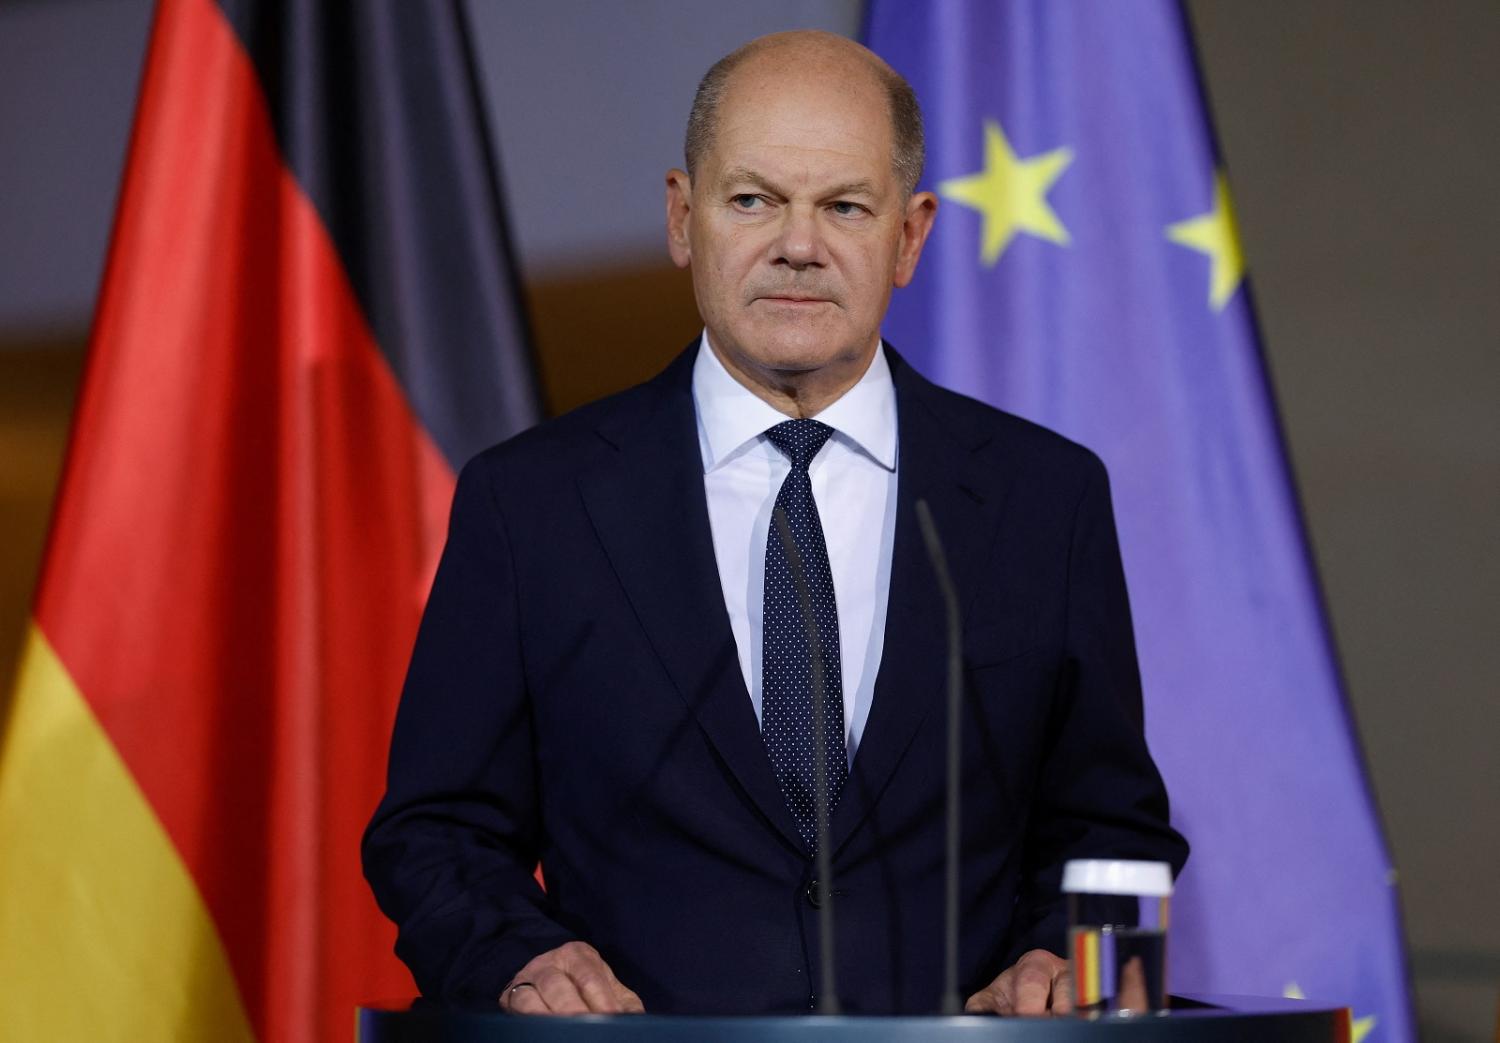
(573, 967, 624, 1014)
(965, 970, 1015, 1016)
(503, 948, 555, 1013)
(533, 967, 590, 1015)
(964, 990, 986, 1014)
(1116, 955, 1148, 1012)
(1050, 966, 1075, 1014)
(581, 947, 645, 1014)
(1011, 960, 1056, 1016)
(504, 983, 548, 1015)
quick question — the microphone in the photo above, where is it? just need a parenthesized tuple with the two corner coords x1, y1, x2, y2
(771, 504, 840, 1015)
(914, 499, 964, 1016)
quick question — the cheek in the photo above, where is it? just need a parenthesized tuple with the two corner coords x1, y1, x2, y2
(704, 248, 755, 303)
(841, 256, 893, 314)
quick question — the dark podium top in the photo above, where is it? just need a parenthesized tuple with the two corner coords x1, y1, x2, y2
(357, 996, 1350, 1042)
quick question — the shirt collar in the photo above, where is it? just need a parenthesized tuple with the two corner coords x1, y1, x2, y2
(691, 331, 898, 473)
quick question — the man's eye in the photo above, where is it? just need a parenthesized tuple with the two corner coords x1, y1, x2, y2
(831, 201, 866, 216)
(732, 194, 763, 210)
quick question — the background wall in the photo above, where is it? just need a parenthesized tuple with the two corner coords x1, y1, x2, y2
(1186, 8, 1500, 1041)
(1, 2, 1495, 1038)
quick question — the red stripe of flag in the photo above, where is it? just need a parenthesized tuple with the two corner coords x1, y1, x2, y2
(33, 0, 470, 1037)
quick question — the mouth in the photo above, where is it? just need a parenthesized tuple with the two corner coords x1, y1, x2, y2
(756, 295, 833, 306)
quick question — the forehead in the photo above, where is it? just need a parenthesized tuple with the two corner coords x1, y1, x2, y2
(707, 61, 895, 185)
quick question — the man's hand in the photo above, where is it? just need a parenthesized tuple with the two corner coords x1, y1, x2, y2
(965, 949, 1073, 1016)
(500, 941, 645, 1015)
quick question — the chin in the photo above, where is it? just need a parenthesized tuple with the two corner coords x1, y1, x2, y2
(750, 343, 843, 375)
(747, 323, 863, 373)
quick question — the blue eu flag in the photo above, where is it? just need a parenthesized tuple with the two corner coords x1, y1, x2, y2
(868, 4, 1413, 1038)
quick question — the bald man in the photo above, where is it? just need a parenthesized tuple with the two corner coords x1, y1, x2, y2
(363, 31, 1186, 1018)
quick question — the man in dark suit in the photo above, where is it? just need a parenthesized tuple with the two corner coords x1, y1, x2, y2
(363, 30, 1185, 1017)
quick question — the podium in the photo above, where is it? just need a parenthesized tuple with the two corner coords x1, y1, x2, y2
(357, 995, 1350, 1042)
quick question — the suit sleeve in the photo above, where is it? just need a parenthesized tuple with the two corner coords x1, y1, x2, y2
(362, 456, 575, 1000)
(1003, 454, 1189, 965)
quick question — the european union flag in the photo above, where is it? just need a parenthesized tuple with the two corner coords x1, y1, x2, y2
(868, 4, 1413, 1038)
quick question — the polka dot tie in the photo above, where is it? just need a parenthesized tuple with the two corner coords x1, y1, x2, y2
(761, 419, 848, 857)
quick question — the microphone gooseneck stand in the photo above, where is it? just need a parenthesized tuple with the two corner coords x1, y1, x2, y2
(914, 499, 964, 1016)
(771, 506, 840, 1014)
(770, 498, 964, 1016)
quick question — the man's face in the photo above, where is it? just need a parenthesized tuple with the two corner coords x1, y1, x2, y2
(667, 57, 936, 385)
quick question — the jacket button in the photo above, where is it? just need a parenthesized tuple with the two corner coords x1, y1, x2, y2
(806, 880, 847, 908)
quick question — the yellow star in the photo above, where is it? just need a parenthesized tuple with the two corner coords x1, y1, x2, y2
(938, 120, 1073, 266)
(1166, 170, 1245, 310)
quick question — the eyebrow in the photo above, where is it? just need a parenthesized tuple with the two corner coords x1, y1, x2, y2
(717, 168, 779, 194)
(717, 168, 880, 200)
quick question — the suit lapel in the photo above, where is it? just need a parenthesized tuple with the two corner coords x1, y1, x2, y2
(576, 345, 1004, 861)
(831, 349, 1000, 855)
(577, 349, 807, 854)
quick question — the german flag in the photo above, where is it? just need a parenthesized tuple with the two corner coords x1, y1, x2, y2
(0, 1, 538, 1039)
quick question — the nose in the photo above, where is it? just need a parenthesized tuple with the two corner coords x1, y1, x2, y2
(772, 203, 826, 270)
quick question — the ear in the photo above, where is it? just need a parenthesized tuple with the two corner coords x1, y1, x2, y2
(893, 191, 938, 288)
(665, 169, 693, 269)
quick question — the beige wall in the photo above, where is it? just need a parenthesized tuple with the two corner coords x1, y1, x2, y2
(0, 342, 86, 681)
(1188, 4, 1500, 1039)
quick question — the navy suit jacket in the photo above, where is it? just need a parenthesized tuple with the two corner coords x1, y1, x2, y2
(362, 344, 1187, 1014)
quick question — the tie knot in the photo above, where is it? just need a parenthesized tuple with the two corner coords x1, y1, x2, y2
(765, 419, 835, 470)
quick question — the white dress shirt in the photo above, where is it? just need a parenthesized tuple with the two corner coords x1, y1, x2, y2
(692, 333, 898, 763)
